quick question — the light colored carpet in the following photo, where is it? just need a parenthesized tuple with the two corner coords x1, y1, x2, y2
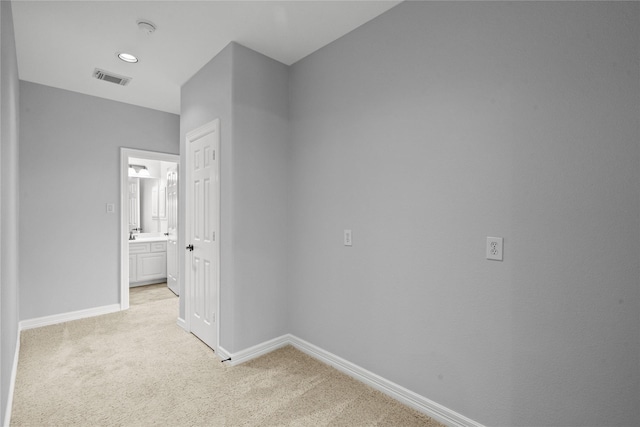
(11, 286, 443, 426)
(129, 283, 175, 306)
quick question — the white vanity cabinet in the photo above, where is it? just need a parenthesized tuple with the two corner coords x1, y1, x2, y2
(129, 241, 167, 287)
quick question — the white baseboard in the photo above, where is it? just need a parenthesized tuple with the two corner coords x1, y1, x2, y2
(288, 335, 483, 427)
(176, 317, 187, 331)
(222, 334, 291, 366)
(2, 332, 20, 427)
(217, 345, 231, 362)
(19, 304, 121, 331)
(225, 334, 483, 427)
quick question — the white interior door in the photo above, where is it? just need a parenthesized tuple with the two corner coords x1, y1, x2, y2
(186, 119, 220, 352)
(166, 166, 179, 296)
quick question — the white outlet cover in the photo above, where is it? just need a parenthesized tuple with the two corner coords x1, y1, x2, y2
(486, 236, 503, 261)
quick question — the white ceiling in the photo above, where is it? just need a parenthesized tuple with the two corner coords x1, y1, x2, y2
(11, 0, 400, 114)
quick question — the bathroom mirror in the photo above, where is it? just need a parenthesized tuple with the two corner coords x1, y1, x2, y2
(127, 158, 176, 236)
(129, 177, 167, 234)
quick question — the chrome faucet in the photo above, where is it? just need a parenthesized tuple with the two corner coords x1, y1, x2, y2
(129, 227, 142, 240)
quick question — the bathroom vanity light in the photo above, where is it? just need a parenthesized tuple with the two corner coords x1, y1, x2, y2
(129, 164, 151, 178)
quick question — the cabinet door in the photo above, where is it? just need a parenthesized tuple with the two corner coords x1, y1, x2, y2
(129, 243, 150, 254)
(150, 242, 167, 252)
(129, 254, 137, 281)
(136, 252, 167, 282)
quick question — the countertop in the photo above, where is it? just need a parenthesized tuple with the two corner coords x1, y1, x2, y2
(129, 235, 167, 243)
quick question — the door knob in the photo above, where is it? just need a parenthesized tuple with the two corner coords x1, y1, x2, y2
(186, 244, 194, 251)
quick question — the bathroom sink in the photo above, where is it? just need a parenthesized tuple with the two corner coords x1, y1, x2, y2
(129, 234, 167, 243)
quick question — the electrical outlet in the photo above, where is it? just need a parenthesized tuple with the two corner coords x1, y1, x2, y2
(486, 237, 503, 261)
(344, 229, 352, 246)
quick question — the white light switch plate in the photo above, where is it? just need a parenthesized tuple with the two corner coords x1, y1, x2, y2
(106, 203, 115, 213)
(344, 229, 352, 246)
(486, 237, 503, 261)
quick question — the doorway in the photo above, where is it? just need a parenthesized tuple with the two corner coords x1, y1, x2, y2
(120, 148, 180, 310)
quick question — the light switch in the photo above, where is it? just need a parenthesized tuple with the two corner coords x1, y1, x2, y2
(106, 203, 115, 213)
(344, 229, 352, 246)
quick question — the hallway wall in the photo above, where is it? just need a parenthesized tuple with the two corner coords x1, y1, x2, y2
(19, 82, 179, 320)
(0, 1, 21, 422)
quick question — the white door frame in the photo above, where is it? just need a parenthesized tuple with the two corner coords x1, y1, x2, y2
(119, 147, 180, 310)
(184, 119, 221, 353)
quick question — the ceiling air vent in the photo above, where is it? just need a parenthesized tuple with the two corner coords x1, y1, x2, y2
(93, 68, 132, 86)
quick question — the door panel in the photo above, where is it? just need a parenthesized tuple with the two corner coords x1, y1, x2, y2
(186, 119, 219, 351)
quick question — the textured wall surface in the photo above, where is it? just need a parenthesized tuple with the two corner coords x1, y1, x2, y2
(288, 2, 640, 425)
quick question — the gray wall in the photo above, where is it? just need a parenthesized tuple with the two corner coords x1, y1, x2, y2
(180, 42, 289, 353)
(8, 2, 640, 426)
(19, 82, 179, 320)
(1, 0, 20, 422)
(288, 2, 640, 426)
(179, 43, 233, 340)
(230, 44, 289, 351)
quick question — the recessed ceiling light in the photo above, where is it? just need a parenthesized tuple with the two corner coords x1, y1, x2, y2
(118, 53, 138, 63)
